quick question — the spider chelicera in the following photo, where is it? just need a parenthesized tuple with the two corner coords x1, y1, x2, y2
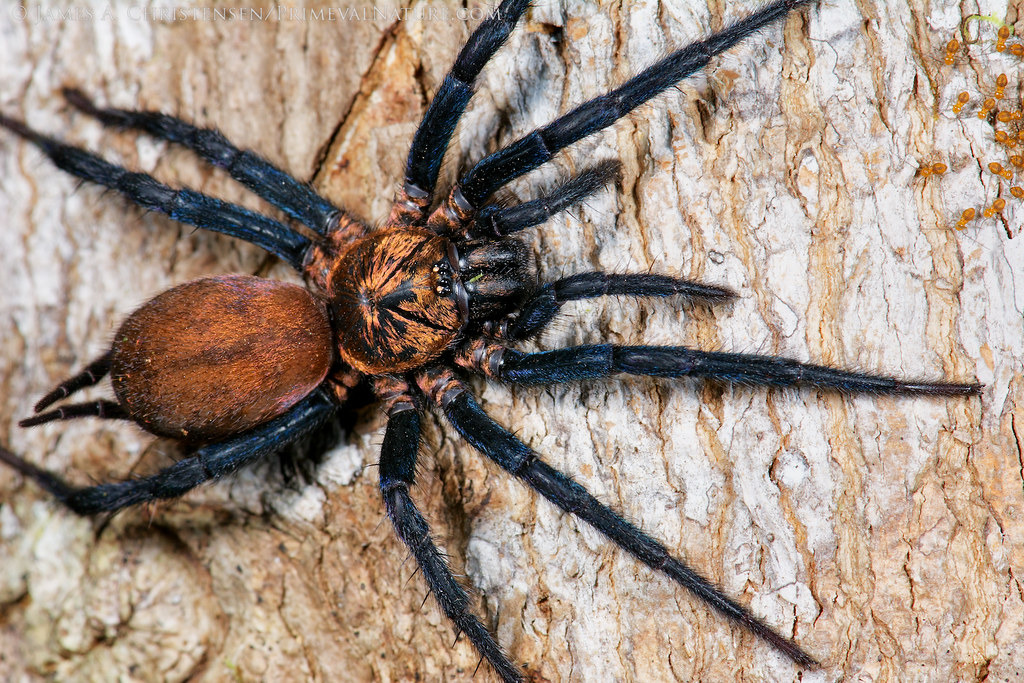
(0, 0, 981, 680)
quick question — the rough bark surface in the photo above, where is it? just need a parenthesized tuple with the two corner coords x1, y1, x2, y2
(0, 1, 1021, 681)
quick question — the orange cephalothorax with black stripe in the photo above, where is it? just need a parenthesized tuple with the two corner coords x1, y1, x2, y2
(324, 227, 469, 374)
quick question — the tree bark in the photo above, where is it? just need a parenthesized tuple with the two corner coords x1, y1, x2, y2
(0, 1, 1020, 681)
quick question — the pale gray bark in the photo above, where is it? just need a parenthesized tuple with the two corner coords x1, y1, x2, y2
(0, 1, 1021, 681)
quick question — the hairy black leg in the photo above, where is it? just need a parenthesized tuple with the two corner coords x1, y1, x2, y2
(447, 0, 815, 217)
(458, 343, 982, 396)
(376, 378, 522, 683)
(0, 390, 335, 515)
(415, 369, 817, 667)
(488, 273, 734, 341)
(63, 88, 341, 235)
(393, 0, 531, 224)
(472, 160, 621, 238)
(0, 114, 310, 269)
(32, 352, 111, 412)
(20, 401, 128, 427)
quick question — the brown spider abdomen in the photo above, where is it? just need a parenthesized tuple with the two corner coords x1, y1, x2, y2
(325, 227, 467, 374)
(110, 276, 333, 441)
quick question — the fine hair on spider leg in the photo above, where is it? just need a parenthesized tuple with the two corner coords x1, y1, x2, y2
(0, 0, 983, 681)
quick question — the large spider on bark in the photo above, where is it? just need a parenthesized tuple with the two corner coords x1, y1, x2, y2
(0, 0, 981, 679)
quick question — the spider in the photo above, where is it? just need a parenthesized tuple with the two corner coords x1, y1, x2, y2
(0, 0, 982, 680)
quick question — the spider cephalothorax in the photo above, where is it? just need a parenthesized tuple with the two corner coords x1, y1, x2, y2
(325, 227, 468, 373)
(0, 0, 981, 680)
(316, 225, 535, 374)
